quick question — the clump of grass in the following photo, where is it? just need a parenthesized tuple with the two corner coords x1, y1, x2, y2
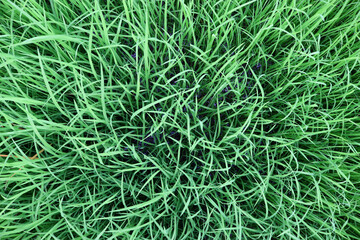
(1, 0, 360, 239)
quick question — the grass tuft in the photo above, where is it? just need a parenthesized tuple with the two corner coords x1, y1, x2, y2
(1, 0, 360, 239)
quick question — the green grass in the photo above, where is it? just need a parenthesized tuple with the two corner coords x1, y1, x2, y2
(0, 0, 360, 239)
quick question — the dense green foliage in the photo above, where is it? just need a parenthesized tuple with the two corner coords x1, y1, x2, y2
(0, 0, 360, 239)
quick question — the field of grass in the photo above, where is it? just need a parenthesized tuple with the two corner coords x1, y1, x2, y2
(0, 0, 360, 239)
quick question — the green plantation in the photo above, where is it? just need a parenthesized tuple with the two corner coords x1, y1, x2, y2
(0, 0, 360, 239)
